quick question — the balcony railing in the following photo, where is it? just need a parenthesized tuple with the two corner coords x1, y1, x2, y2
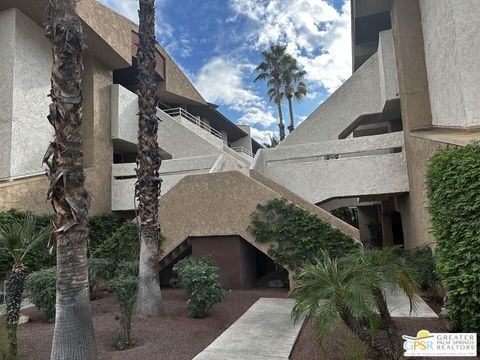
(164, 108, 223, 140)
(231, 146, 254, 158)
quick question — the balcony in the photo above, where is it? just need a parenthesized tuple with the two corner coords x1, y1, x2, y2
(251, 132, 409, 204)
(111, 84, 224, 153)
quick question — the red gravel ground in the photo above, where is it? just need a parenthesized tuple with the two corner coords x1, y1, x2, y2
(290, 317, 474, 360)
(17, 288, 287, 360)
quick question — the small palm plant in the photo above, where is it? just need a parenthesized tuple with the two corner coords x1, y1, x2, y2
(0, 213, 50, 359)
(291, 248, 418, 360)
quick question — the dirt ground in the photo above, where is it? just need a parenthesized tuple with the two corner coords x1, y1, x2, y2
(17, 289, 467, 360)
(17, 288, 287, 360)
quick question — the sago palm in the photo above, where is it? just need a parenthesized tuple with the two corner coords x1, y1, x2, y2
(135, 0, 164, 317)
(282, 56, 307, 133)
(291, 248, 418, 360)
(0, 214, 50, 360)
(254, 44, 289, 141)
(44, 0, 97, 358)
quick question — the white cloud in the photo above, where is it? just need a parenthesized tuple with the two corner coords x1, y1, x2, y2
(195, 57, 278, 128)
(229, 0, 352, 94)
(250, 128, 276, 144)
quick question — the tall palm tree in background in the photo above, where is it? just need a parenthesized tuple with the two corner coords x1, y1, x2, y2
(134, 0, 164, 317)
(263, 134, 279, 148)
(254, 44, 289, 141)
(44, 1, 97, 358)
(282, 56, 307, 133)
(0, 214, 50, 359)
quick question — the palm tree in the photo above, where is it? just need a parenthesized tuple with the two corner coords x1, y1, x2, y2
(282, 56, 307, 133)
(0, 214, 50, 359)
(254, 44, 289, 141)
(291, 249, 418, 360)
(134, 0, 164, 317)
(263, 134, 279, 148)
(44, 1, 98, 358)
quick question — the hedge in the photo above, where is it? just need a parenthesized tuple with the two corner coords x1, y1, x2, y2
(249, 198, 360, 271)
(426, 143, 480, 331)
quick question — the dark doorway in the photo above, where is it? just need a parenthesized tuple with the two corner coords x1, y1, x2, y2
(391, 211, 404, 245)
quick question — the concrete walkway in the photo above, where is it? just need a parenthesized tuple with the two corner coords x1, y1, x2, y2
(386, 291, 438, 319)
(193, 298, 304, 360)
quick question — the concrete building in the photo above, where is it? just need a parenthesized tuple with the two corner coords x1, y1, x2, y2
(0, 0, 261, 216)
(2, 0, 480, 289)
(251, 0, 480, 249)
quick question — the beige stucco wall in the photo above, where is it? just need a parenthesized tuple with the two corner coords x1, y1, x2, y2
(159, 171, 360, 280)
(0, 9, 52, 179)
(391, 0, 437, 249)
(0, 55, 114, 215)
(397, 136, 445, 248)
(419, 0, 480, 128)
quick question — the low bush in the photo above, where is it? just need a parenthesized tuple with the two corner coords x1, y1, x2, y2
(175, 257, 224, 318)
(92, 222, 139, 270)
(426, 143, 480, 331)
(88, 258, 114, 298)
(250, 199, 359, 271)
(401, 245, 438, 299)
(109, 275, 137, 350)
(0, 210, 54, 278)
(26, 268, 56, 322)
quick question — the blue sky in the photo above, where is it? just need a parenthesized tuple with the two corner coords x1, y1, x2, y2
(100, 0, 352, 143)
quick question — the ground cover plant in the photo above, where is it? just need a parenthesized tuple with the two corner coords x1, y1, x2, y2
(250, 198, 359, 271)
(175, 257, 224, 318)
(426, 143, 480, 332)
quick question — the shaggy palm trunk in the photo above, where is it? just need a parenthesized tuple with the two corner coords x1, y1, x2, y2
(135, 0, 163, 317)
(277, 101, 285, 140)
(4, 265, 27, 360)
(372, 287, 403, 358)
(44, 1, 97, 359)
(287, 96, 294, 133)
(339, 307, 398, 360)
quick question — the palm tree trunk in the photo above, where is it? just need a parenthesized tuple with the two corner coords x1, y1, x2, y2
(277, 101, 286, 140)
(287, 96, 294, 133)
(372, 287, 403, 358)
(135, 0, 163, 318)
(340, 308, 398, 360)
(4, 266, 27, 360)
(44, 1, 97, 359)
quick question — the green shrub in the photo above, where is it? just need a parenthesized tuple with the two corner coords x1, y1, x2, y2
(26, 268, 56, 322)
(175, 257, 224, 318)
(402, 245, 438, 299)
(88, 258, 114, 297)
(250, 199, 360, 271)
(426, 143, 480, 331)
(115, 261, 139, 278)
(109, 275, 137, 350)
(88, 214, 124, 255)
(0, 210, 54, 278)
(92, 222, 139, 269)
